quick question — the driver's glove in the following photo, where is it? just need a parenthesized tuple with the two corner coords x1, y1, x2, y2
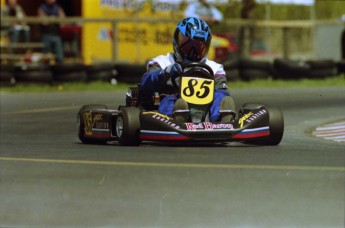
(159, 63, 182, 84)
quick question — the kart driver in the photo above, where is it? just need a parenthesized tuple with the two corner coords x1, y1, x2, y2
(139, 17, 236, 123)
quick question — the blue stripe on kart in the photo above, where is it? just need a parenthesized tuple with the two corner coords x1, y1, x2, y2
(140, 130, 189, 141)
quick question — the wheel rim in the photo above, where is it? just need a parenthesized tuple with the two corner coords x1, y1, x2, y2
(116, 116, 124, 137)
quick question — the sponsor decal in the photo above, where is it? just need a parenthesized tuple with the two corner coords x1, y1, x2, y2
(238, 109, 267, 128)
(143, 111, 172, 120)
(238, 112, 253, 128)
(84, 113, 103, 136)
(143, 111, 180, 129)
(98, 27, 111, 41)
(100, 0, 180, 11)
(185, 122, 234, 131)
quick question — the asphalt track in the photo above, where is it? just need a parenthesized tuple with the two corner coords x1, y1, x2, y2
(0, 86, 344, 227)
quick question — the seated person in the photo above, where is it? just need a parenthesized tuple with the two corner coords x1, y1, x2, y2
(139, 17, 235, 123)
(1, 0, 30, 43)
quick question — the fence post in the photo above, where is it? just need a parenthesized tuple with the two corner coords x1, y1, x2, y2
(111, 20, 118, 63)
(282, 27, 289, 59)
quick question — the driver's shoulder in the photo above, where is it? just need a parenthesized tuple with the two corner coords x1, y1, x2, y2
(204, 59, 225, 74)
(150, 53, 174, 69)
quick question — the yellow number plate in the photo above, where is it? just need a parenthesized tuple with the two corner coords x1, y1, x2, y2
(180, 77, 214, 105)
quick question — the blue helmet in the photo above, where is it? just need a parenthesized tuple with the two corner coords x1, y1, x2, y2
(173, 17, 212, 63)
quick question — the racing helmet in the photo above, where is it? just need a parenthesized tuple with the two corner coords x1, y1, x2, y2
(173, 17, 212, 63)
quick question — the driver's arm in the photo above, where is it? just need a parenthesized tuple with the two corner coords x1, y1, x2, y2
(140, 62, 164, 94)
(141, 61, 182, 94)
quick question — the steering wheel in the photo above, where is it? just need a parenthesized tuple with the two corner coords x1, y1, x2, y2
(171, 62, 214, 88)
(183, 62, 214, 77)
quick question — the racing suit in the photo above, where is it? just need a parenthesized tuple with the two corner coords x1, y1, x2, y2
(140, 52, 231, 122)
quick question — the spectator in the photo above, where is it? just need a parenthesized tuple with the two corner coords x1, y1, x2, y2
(184, 0, 223, 26)
(1, 0, 30, 43)
(38, 0, 65, 64)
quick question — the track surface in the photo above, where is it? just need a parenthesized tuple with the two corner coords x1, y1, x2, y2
(0, 87, 344, 227)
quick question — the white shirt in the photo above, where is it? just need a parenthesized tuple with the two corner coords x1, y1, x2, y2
(149, 52, 226, 77)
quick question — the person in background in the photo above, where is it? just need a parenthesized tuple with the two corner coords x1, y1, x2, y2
(38, 0, 65, 64)
(139, 17, 236, 123)
(238, 0, 256, 57)
(184, 0, 223, 27)
(1, 0, 30, 43)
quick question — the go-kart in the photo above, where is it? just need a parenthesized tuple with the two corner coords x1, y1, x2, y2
(77, 63, 284, 146)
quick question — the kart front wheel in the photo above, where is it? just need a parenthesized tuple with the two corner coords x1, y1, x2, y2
(264, 107, 284, 145)
(245, 107, 284, 146)
(116, 107, 140, 146)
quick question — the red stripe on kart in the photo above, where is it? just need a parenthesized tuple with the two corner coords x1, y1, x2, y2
(232, 131, 269, 139)
(140, 135, 189, 141)
(91, 131, 110, 138)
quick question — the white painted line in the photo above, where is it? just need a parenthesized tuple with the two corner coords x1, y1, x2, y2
(0, 157, 344, 172)
(1, 106, 78, 115)
(312, 120, 345, 143)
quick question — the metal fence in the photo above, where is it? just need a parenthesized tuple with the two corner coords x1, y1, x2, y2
(1, 16, 344, 63)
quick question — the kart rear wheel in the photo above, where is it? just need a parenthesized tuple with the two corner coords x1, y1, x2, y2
(77, 104, 109, 144)
(246, 107, 284, 146)
(116, 107, 140, 146)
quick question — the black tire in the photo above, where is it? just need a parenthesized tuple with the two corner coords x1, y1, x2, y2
(50, 63, 85, 74)
(12, 64, 52, 83)
(306, 59, 337, 79)
(87, 70, 117, 81)
(225, 69, 241, 81)
(308, 68, 337, 79)
(220, 56, 240, 71)
(85, 63, 115, 73)
(266, 107, 284, 145)
(115, 63, 146, 84)
(53, 71, 87, 82)
(115, 107, 141, 146)
(0, 70, 16, 86)
(85, 63, 117, 81)
(273, 59, 311, 80)
(13, 64, 50, 71)
(240, 58, 272, 72)
(1, 64, 14, 71)
(336, 60, 345, 74)
(77, 104, 109, 144)
(14, 70, 53, 83)
(245, 107, 284, 146)
(240, 69, 272, 81)
(306, 59, 336, 70)
(342, 29, 345, 59)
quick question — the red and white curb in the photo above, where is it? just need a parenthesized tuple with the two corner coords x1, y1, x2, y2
(312, 120, 345, 143)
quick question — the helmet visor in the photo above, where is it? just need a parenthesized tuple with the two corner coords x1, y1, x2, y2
(177, 33, 209, 62)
